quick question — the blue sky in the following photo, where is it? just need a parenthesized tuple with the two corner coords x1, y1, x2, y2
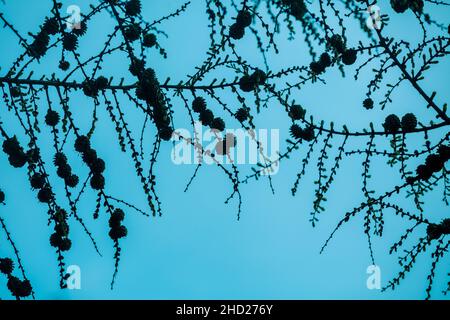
(0, 0, 449, 299)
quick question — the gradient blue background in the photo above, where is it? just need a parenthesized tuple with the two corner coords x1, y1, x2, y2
(0, 0, 449, 299)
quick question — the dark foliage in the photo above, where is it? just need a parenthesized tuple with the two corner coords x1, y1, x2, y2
(0, 0, 448, 300)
